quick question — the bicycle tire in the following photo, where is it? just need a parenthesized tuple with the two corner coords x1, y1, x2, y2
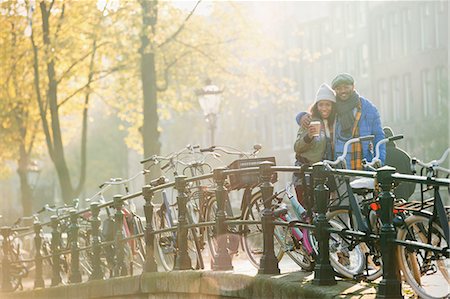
(129, 215, 146, 275)
(241, 191, 284, 269)
(153, 208, 176, 271)
(274, 221, 315, 271)
(396, 214, 449, 299)
(315, 209, 376, 279)
(205, 195, 219, 258)
(185, 201, 205, 270)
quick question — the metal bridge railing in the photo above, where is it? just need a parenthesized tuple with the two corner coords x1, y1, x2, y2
(1, 162, 449, 299)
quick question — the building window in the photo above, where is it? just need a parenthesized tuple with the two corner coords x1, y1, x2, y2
(435, 1, 448, 49)
(334, 6, 343, 34)
(421, 69, 434, 116)
(356, 2, 367, 27)
(420, 3, 436, 50)
(378, 79, 390, 121)
(436, 66, 448, 114)
(401, 9, 412, 55)
(360, 44, 369, 77)
(391, 76, 401, 122)
(403, 74, 413, 120)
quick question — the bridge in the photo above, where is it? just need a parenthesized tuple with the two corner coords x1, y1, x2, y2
(1, 161, 448, 299)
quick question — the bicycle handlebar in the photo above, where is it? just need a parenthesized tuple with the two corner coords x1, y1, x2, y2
(412, 148, 450, 175)
(322, 135, 374, 169)
(199, 144, 261, 158)
(363, 134, 404, 170)
(140, 144, 200, 164)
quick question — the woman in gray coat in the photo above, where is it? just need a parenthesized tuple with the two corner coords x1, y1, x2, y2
(293, 83, 336, 208)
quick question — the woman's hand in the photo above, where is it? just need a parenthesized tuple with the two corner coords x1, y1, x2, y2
(307, 123, 319, 139)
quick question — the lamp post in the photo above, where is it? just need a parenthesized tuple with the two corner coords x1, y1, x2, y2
(27, 160, 41, 194)
(196, 79, 223, 146)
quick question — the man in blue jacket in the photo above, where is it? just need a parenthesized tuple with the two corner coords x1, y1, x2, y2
(297, 73, 385, 169)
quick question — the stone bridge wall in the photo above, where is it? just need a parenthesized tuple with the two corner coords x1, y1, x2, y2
(1, 271, 375, 299)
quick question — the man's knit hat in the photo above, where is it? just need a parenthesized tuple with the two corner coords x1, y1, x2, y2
(331, 73, 354, 89)
(315, 83, 336, 103)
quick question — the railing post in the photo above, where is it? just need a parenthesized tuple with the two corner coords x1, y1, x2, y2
(113, 195, 127, 277)
(312, 162, 336, 285)
(174, 175, 192, 270)
(50, 216, 62, 286)
(212, 167, 233, 271)
(142, 185, 158, 272)
(257, 161, 280, 275)
(376, 166, 403, 299)
(1, 227, 13, 292)
(89, 203, 104, 280)
(69, 210, 81, 283)
(33, 221, 45, 288)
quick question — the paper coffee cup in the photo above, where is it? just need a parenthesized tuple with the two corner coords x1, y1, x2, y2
(310, 121, 321, 137)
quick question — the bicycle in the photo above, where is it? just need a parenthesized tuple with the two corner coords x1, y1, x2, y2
(197, 144, 273, 262)
(0, 226, 30, 291)
(85, 171, 148, 277)
(318, 134, 408, 281)
(240, 178, 316, 271)
(395, 148, 450, 299)
(141, 145, 214, 271)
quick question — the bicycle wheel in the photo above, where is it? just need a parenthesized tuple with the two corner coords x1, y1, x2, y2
(153, 207, 176, 271)
(397, 215, 449, 299)
(129, 216, 146, 275)
(205, 196, 219, 258)
(205, 194, 240, 259)
(241, 191, 284, 269)
(274, 222, 315, 271)
(316, 209, 371, 279)
(185, 201, 205, 270)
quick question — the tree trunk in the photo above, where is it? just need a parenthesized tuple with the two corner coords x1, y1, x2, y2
(17, 147, 33, 216)
(140, 0, 161, 181)
(141, 52, 160, 160)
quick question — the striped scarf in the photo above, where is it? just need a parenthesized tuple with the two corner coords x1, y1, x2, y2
(350, 102, 362, 170)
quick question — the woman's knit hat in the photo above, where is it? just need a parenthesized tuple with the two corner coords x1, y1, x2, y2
(315, 83, 336, 103)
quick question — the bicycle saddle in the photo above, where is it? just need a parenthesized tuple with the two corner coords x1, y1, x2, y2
(350, 177, 375, 194)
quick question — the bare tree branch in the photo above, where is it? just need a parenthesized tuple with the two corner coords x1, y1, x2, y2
(174, 38, 235, 75)
(158, 0, 201, 48)
(57, 66, 124, 108)
(29, 10, 54, 157)
(53, 2, 65, 42)
(156, 51, 190, 92)
(56, 41, 109, 84)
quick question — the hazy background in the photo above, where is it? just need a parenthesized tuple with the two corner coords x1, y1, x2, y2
(0, 1, 448, 222)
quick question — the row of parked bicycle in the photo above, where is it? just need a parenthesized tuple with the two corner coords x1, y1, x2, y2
(0, 135, 449, 299)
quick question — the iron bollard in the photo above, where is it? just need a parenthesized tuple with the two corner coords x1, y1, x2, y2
(69, 210, 82, 283)
(50, 215, 62, 286)
(257, 161, 280, 275)
(142, 185, 158, 272)
(212, 167, 233, 271)
(312, 162, 336, 285)
(1, 227, 13, 292)
(113, 195, 127, 277)
(89, 203, 104, 280)
(376, 166, 403, 299)
(33, 221, 45, 288)
(174, 175, 192, 270)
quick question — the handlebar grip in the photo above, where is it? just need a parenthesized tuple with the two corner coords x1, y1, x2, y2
(200, 146, 215, 152)
(359, 135, 375, 142)
(389, 134, 403, 142)
(140, 155, 156, 164)
(161, 162, 171, 171)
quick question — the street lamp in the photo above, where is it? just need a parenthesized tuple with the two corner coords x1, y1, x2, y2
(196, 79, 223, 146)
(27, 160, 41, 193)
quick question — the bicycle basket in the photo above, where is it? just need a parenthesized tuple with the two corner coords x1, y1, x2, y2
(227, 157, 277, 190)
